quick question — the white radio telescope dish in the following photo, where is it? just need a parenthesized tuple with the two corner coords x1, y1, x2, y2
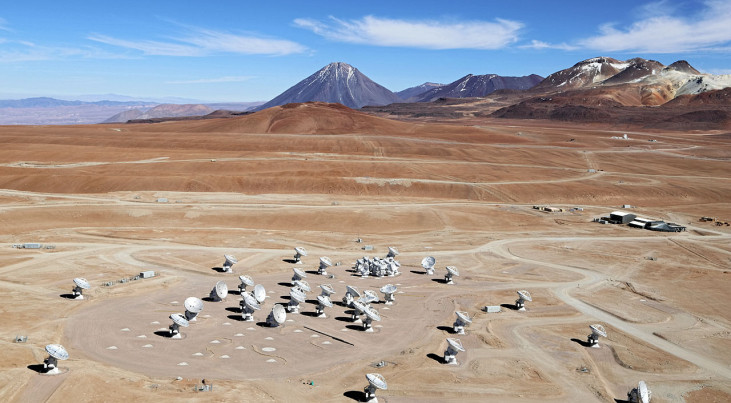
(210, 281, 228, 302)
(293, 247, 307, 264)
(222, 254, 238, 272)
(253, 284, 266, 303)
(362, 305, 381, 332)
(628, 380, 651, 403)
(293, 279, 311, 293)
(320, 283, 336, 297)
(315, 294, 333, 318)
(422, 256, 436, 275)
(267, 304, 286, 327)
(386, 246, 399, 258)
(241, 292, 261, 321)
(238, 275, 254, 293)
(444, 266, 459, 284)
(319, 256, 332, 275)
(453, 311, 472, 335)
(444, 338, 465, 365)
(380, 284, 397, 304)
(169, 313, 189, 338)
(184, 297, 204, 321)
(72, 277, 90, 300)
(516, 290, 532, 311)
(343, 285, 361, 307)
(362, 289, 379, 305)
(292, 267, 307, 284)
(43, 344, 69, 374)
(364, 373, 387, 401)
(350, 299, 367, 323)
(588, 324, 607, 348)
(287, 287, 306, 313)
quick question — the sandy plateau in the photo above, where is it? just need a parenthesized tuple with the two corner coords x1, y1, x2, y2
(0, 104, 729, 402)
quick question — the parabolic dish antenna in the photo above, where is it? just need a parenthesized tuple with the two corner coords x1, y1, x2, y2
(446, 266, 459, 276)
(444, 337, 465, 365)
(184, 297, 204, 314)
(364, 306, 381, 321)
(387, 246, 399, 257)
(268, 304, 286, 327)
(453, 311, 472, 335)
(214, 281, 228, 300)
(295, 247, 307, 257)
(380, 284, 397, 294)
(517, 290, 532, 302)
(224, 254, 238, 264)
(422, 256, 435, 269)
(366, 373, 388, 390)
(73, 278, 90, 289)
(292, 267, 307, 282)
(243, 293, 261, 310)
(317, 295, 333, 308)
(456, 311, 472, 324)
(320, 283, 336, 297)
(290, 287, 306, 303)
(347, 285, 362, 299)
(363, 289, 379, 304)
(170, 313, 190, 328)
(320, 256, 332, 266)
(239, 275, 254, 287)
(45, 344, 69, 361)
(638, 381, 650, 403)
(447, 338, 465, 352)
(253, 284, 266, 303)
(351, 299, 367, 316)
(590, 324, 607, 338)
(293, 279, 311, 293)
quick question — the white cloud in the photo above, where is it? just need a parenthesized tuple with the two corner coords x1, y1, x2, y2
(0, 17, 11, 32)
(579, 1, 731, 53)
(293, 15, 522, 50)
(166, 76, 255, 84)
(89, 26, 307, 56)
(520, 40, 577, 51)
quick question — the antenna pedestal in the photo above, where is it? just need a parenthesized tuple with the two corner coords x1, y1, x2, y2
(287, 302, 300, 314)
(184, 311, 198, 322)
(315, 306, 326, 318)
(169, 323, 181, 338)
(363, 318, 373, 332)
(383, 294, 394, 304)
(351, 312, 362, 323)
(44, 356, 58, 372)
(364, 385, 378, 402)
(426, 268, 434, 275)
(443, 351, 458, 365)
(588, 334, 600, 348)
(343, 294, 354, 307)
(318, 268, 327, 275)
(238, 284, 246, 293)
(223, 266, 233, 273)
(445, 274, 453, 284)
(72, 286, 84, 299)
(453, 324, 465, 335)
(242, 312, 254, 321)
(516, 299, 526, 311)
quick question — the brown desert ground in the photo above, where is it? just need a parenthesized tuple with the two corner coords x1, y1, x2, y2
(0, 103, 730, 402)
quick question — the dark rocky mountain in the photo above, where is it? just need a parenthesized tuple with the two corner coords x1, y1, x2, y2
(255, 62, 402, 111)
(415, 74, 543, 102)
(664, 60, 700, 75)
(396, 82, 444, 101)
(533, 57, 631, 90)
(602, 58, 664, 85)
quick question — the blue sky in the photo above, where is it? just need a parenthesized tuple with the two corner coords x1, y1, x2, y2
(1, 0, 729, 102)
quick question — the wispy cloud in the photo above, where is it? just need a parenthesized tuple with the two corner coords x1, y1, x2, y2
(520, 40, 577, 51)
(89, 25, 307, 56)
(0, 17, 12, 32)
(0, 38, 125, 63)
(578, 1, 731, 53)
(166, 76, 255, 84)
(293, 15, 522, 50)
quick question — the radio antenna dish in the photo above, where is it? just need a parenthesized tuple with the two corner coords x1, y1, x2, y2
(343, 285, 361, 307)
(293, 279, 311, 293)
(421, 256, 436, 275)
(350, 299, 367, 323)
(362, 289, 379, 305)
(628, 380, 651, 403)
(453, 311, 472, 335)
(210, 281, 228, 302)
(222, 254, 238, 273)
(287, 287, 306, 313)
(240, 292, 261, 321)
(168, 313, 189, 339)
(380, 284, 397, 304)
(183, 297, 204, 321)
(445, 266, 459, 284)
(72, 277, 90, 300)
(238, 275, 254, 293)
(319, 256, 332, 275)
(444, 338, 465, 365)
(315, 295, 333, 318)
(43, 344, 69, 374)
(516, 290, 532, 311)
(267, 304, 286, 327)
(587, 324, 607, 348)
(320, 283, 336, 298)
(364, 373, 387, 402)
(362, 305, 381, 332)
(253, 284, 266, 303)
(293, 247, 307, 264)
(386, 246, 399, 258)
(292, 267, 307, 284)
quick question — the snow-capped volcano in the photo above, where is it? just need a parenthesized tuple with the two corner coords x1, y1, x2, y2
(255, 62, 401, 110)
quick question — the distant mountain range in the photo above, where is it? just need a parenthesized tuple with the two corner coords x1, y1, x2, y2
(413, 74, 544, 102)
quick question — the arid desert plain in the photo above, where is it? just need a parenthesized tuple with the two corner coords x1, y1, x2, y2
(0, 103, 729, 402)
